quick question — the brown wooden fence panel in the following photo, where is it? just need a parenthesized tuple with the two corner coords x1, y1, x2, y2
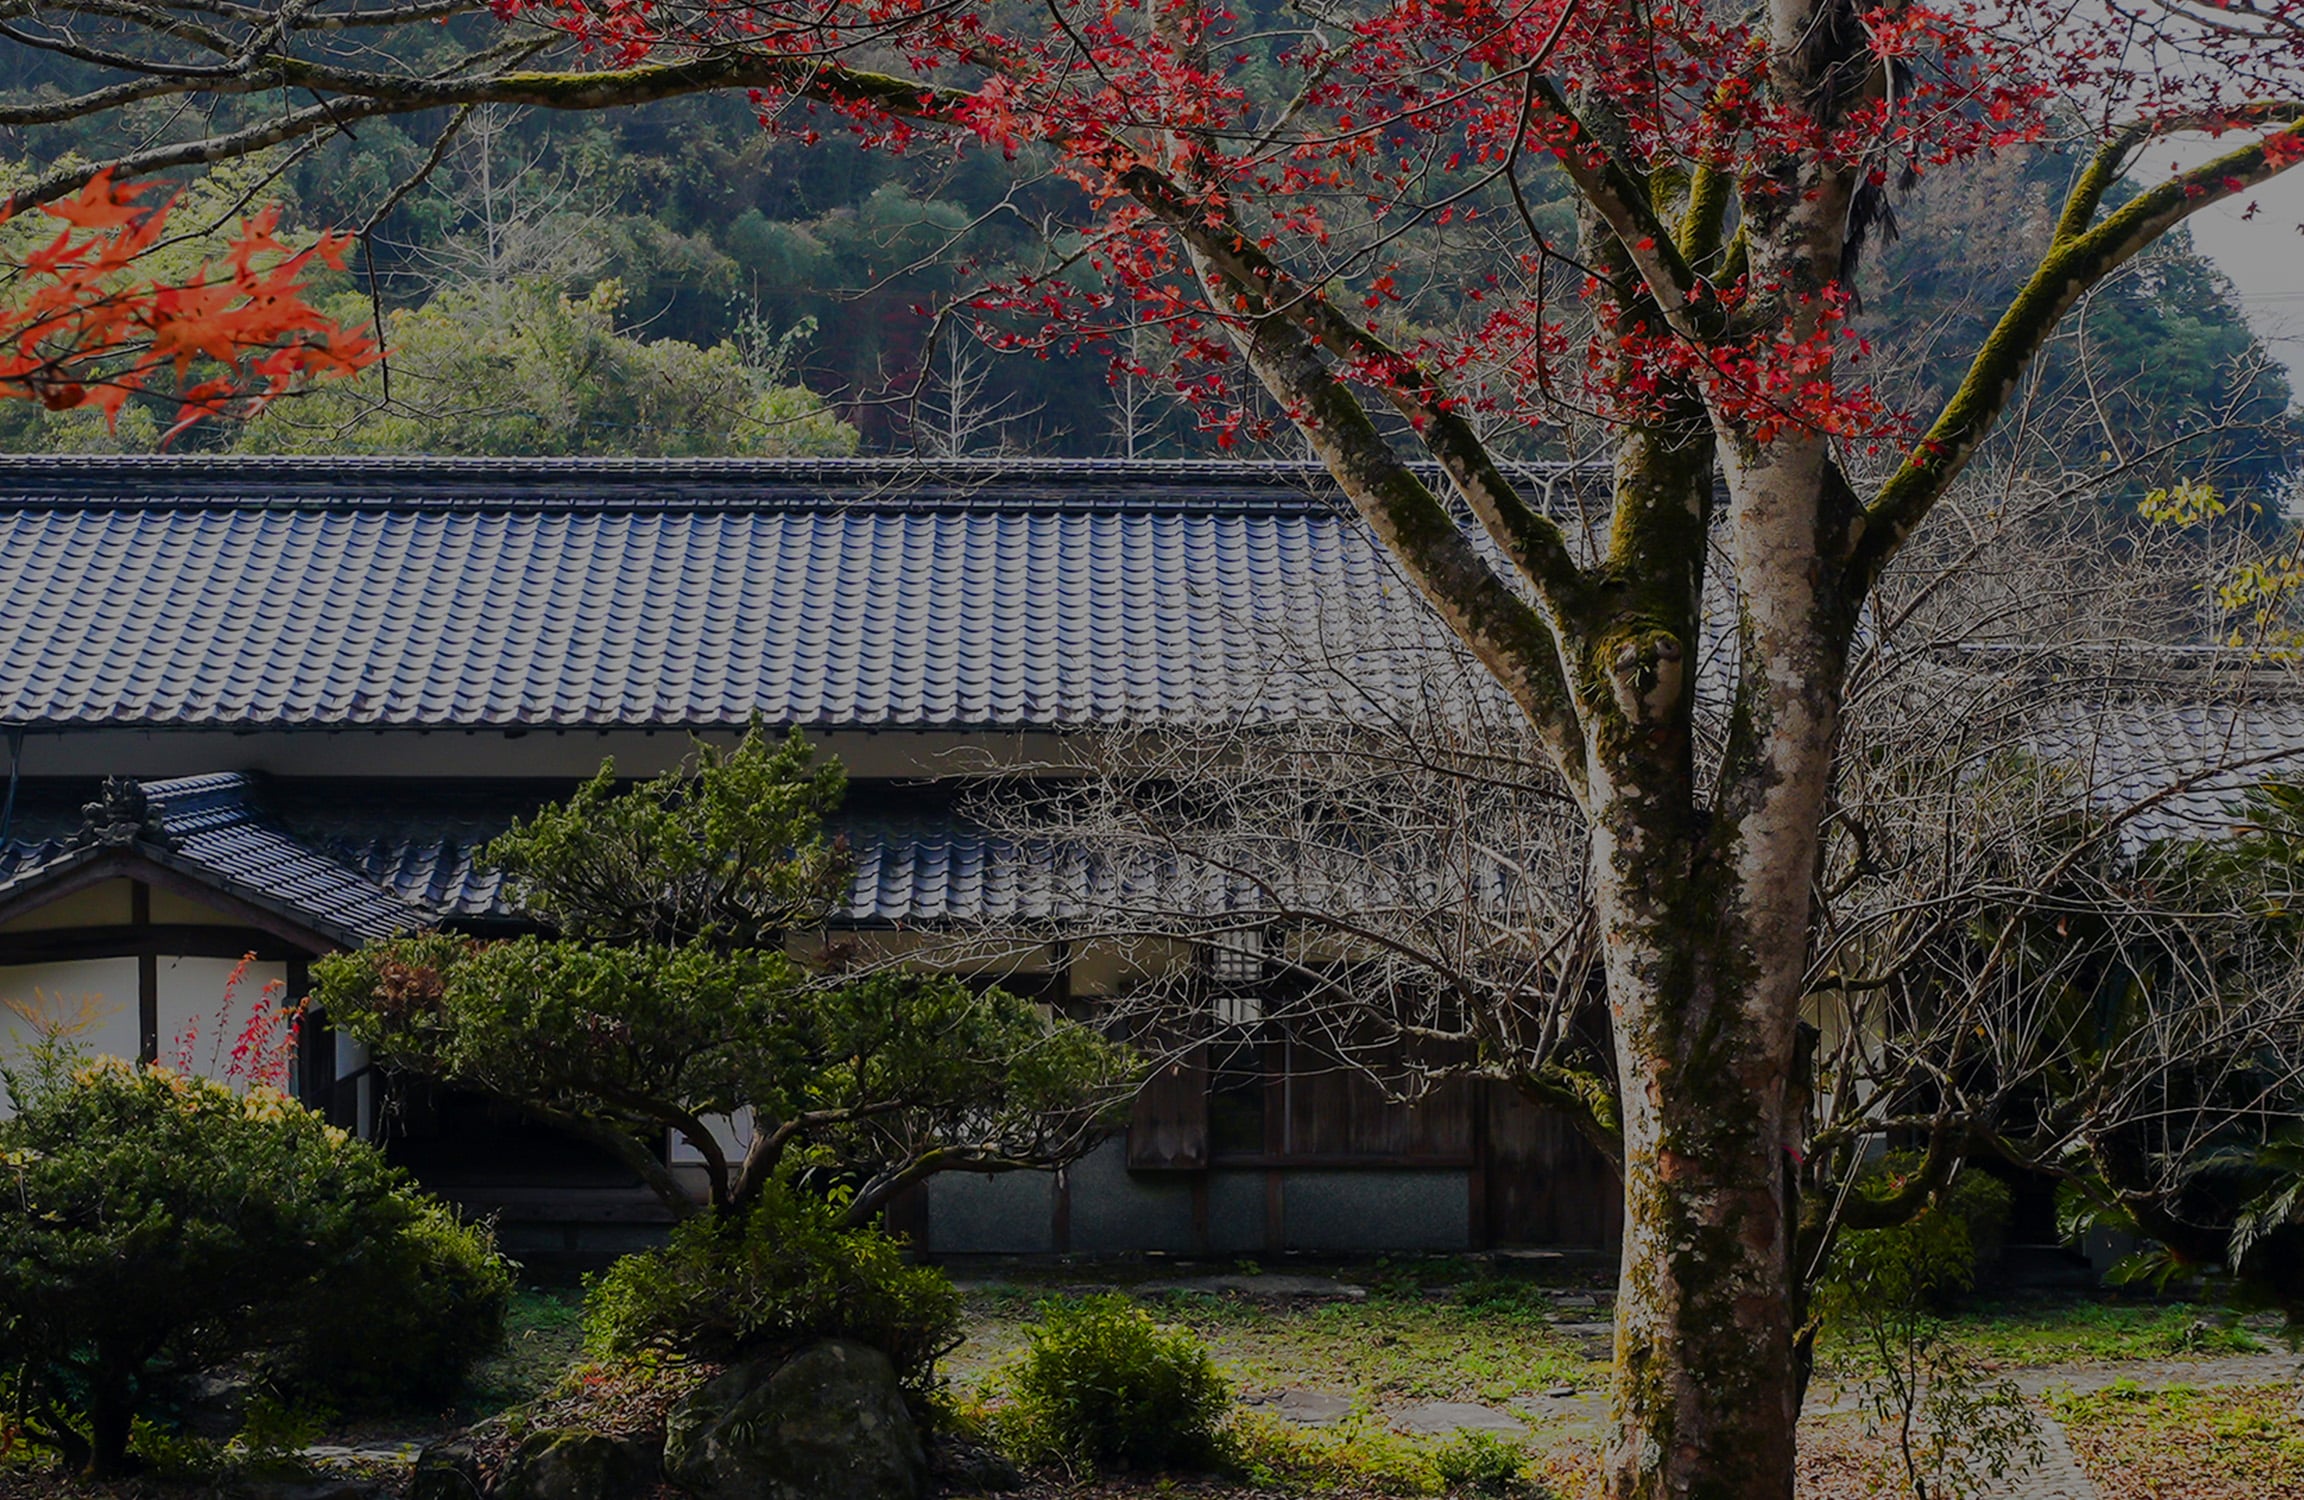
(1481, 1083, 1622, 1248)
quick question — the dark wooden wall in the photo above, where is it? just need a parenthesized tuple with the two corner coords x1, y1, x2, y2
(1126, 1026, 1621, 1250)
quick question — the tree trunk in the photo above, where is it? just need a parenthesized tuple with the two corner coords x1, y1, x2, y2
(84, 1368, 136, 1480)
(1587, 440, 1851, 1500)
(1599, 900, 1804, 1500)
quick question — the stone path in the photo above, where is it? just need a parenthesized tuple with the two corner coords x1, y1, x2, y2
(1998, 1418, 2101, 1500)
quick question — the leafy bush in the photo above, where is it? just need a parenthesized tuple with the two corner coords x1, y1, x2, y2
(1002, 1294, 1231, 1472)
(1818, 1164, 2037, 1500)
(1433, 1430, 1529, 1495)
(583, 1179, 960, 1389)
(0, 1048, 508, 1475)
(273, 1198, 514, 1407)
(1833, 1165, 2009, 1306)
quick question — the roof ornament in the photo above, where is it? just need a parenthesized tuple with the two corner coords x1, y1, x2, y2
(69, 777, 178, 850)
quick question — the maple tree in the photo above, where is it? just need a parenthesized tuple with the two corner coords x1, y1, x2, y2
(0, 173, 375, 436)
(12, 0, 2304, 1494)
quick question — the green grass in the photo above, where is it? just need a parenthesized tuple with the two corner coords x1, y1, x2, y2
(952, 1280, 1605, 1408)
(460, 1283, 589, 1415)
(1933, 1297, 2268, 1367)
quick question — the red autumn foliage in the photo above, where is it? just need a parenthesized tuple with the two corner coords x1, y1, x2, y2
(170, 952, 304, 1092)
(0, 172, 376, 439)
(445, 0, 2304, 452)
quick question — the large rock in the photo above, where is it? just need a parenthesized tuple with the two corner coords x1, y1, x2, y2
(407, 1433, 486, 1500)
(664, 1340, 926, 1500)
(492, 1428, 658, 1500)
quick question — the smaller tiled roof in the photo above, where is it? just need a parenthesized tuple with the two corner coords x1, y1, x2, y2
(0, 773, 433, 945)
(276, 782, 1119, 927)
(2028, 698, 2304, 850)
(146, 775, 436, 942)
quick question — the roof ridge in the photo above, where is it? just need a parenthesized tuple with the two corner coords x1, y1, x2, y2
(0, 455, 1603, 515)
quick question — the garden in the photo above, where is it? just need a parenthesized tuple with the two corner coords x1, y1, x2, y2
(5, 733, 2299, 1500)
(4, 1218, 2296, 1500)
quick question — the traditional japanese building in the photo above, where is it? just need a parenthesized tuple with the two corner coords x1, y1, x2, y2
(0, 455, 1625, 1260)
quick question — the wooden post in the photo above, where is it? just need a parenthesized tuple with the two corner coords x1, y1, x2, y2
(288, 955, 335, 1112)
(132, 881, 156, 1065)
(1467, 1079, 1491, 1251)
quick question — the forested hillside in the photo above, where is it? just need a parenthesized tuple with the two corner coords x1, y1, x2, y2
(0, 24, 2293, 497)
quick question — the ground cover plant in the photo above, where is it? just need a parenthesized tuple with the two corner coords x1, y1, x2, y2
(1896, 1300, 2272, 1371)
(949, 1280, 1603, 1410)
(2056, 1382, 2304, 1500)
(460, 1285, 591, 1417)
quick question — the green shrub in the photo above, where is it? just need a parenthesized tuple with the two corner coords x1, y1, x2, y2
(273, 1199, 514, 1407)
(583, 1179, 960, 1389)
(0, 1047, 507, 1476)
(1828, 1159, 2013, 1312)
(1228, 1411, 1437, 1494)
(1818, 1163, 2038, 1500)
(1003, 1294, 1231, 1472)
(1433, 1430, 1529, 1495)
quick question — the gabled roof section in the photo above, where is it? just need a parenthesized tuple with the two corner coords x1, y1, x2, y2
(0, 773, 434, 947)
(0, 456, 1593, 733)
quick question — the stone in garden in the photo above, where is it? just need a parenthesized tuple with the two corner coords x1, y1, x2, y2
(408, 1433, 486, 1500)
(491, 1428, 659, 1500)
(926, 1429, 1025, 1493)
(1158, 1273, 1369, 1301)
(1242, 1388, 1355, 1427)
(664, 1339, 926, 1500)
(1389, 1400, 1527, 1436)
(237, 1482, 391, 1500)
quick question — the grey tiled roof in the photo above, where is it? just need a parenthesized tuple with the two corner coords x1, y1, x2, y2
(0, 773, 433, 943)
(2028, 699, 2304, 849)
(287, 787, 1111, 926)
(0, 456, 1555, 731)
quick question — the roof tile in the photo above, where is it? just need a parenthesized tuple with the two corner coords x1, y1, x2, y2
(0, 457, 1510, 731)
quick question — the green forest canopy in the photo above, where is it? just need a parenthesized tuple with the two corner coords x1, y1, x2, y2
(0, 50, 2291, 488)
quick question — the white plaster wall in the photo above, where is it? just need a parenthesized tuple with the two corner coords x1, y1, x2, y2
(669, 1109, 755, 1166)
(0, 956, 307, 1117)
(0, 957, 141, 1116)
